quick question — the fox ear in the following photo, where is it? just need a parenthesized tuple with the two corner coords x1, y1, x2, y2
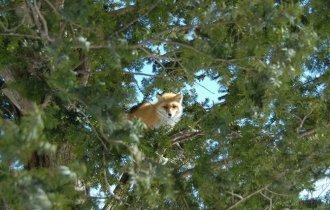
(175, 94, 183, 103)
(156, 93, 163, 101)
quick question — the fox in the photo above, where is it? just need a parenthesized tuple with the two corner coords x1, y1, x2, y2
(128, 93, 183, 129)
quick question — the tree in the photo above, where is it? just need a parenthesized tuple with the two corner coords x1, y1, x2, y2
(0, 0, 329, 209)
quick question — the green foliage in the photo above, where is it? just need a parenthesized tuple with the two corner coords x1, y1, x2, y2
(0, 0, 329, 209)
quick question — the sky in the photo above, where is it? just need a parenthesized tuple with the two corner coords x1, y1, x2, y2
(133, 62, 220, 104)
(300, 176, 330, 201)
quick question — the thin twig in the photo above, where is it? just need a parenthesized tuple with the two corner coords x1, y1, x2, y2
(114, 0, 160, 35)
(298, 123, 330, 138)
(138, 45, 217, 95)
(0, 32, 41, 39)
(59, 21, 67, 38)
(43, 0, 61, 16)
(163, 40, 238, 63)
(260, 191, 273, 210)
(171, 130, 204, 144)
(137, 46, 168, 70)
(178, 157, 233, 178)
(25, 0, 42, 32)
(69, 23, 76, 39)
(102, 152, 112, 196)
(298, 128, 317, 139)
(296, 110, 313, 134)
(293, 110, 313, 134)
(226, 191, 244, 200)
(265, 188, 288, 197)
(44, 0, 95, 34)
(72, 104, 109, 151)
(33, 0, 54, 42)
(123, 71, 155, 77)
(134, 38, 245, 64)
(0, 14, 27, 32)
(226, 185, 270, 210)
(146, 19, 237, 40)
(195, 81, 217, 94)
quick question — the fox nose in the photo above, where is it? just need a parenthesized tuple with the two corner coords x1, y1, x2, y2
(168, 113, 172, 117)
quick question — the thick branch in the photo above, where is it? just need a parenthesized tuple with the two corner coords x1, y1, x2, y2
(74, 49, 90, 85)
(0, 69, 36, 114)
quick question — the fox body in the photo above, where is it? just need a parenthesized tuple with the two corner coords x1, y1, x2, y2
(128, 93, 183, 128)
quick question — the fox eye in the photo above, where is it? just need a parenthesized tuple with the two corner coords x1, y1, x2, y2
(163, 105, 168, 109)
(172, 105, 177, 108)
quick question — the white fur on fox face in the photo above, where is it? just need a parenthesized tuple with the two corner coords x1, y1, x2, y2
(155, 105, 182, 127)
(157, 106, 182, 118)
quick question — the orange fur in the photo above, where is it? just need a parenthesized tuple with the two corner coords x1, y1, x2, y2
(128, 93, 183, 128)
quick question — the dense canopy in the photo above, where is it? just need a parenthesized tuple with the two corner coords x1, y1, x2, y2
(0, 0, 329, 209)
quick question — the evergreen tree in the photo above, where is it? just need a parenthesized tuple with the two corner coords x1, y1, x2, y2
(0, 0, 329, 209)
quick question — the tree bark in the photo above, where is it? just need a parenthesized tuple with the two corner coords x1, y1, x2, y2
(74, 49, 90, 86)
(1, 68, 36, 114)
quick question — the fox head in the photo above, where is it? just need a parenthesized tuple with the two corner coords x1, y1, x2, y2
(156, 93, 183, 125)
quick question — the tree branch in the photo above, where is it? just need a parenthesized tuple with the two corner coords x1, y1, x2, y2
(0, 68, 36, 114)
(113, 0, 160, 35)
(294, 110, 313, 134)
(102, 152, 113, 199)
(260, 191, 273, 210)
(123, 71, 155, 77)
(33, 0, 54, 42)
(226, 191, 243, 200)
(226, 185, 270, 210)
(74, 49, 90, 85)
(264, 187, 288, 197)
(178, 157, 234, 178)
(171, 130, 204, 144)
(298, 123, 330, 139)
(113, 172, 130, 196)
(0, 32, 41, 40)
